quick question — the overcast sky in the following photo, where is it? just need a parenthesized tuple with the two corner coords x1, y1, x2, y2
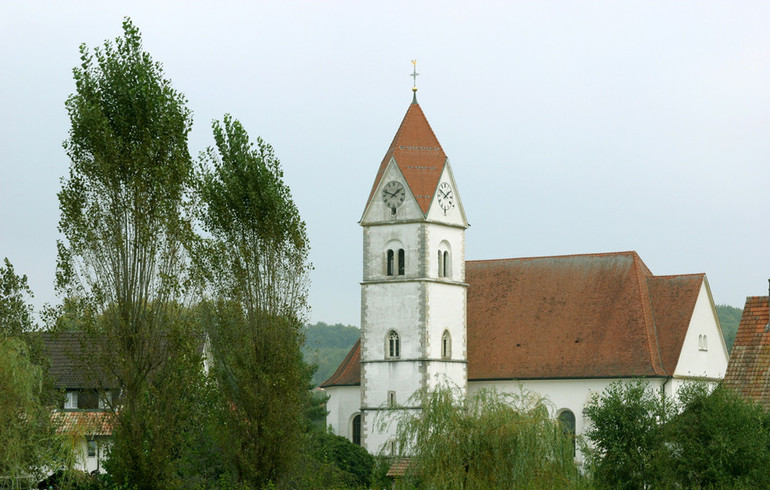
(1, 1, 768, 327)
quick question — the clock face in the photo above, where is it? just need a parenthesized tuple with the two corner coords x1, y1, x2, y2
(382, 180, 406, 209)
(437, 182, 454, 211)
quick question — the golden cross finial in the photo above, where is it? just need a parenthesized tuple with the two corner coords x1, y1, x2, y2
(410, 59, 419, 93)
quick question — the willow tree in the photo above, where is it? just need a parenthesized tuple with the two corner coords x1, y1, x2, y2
(197, 115, 311, 486)
(387, 386, 581, 489)
(58, 19, 202, 486)
(0, 260, 66, 487)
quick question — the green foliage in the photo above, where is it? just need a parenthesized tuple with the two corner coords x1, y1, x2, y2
(665, 384, 770, 488)
(716, 303, 742, 352)
(0, 258, 35, 337)
(197, 115, 312, 487)
(59, 17, 200, 488)
(308, 430, 374, 488)
(583, 379, 675, 489)
(388, 385, 581, 489)
(302, 322, 360, 386)
(0, 337, 67, 486)
(585, 380, 770, 489)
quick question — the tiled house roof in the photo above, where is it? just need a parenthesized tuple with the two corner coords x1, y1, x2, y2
(320, 339, 361, 387)
(366, 101, 447, 215)
(722, 296, 770, 408)
(321, 251, 704, 386)
(53, 410, 113, 436)
(41, 332, 111, 389)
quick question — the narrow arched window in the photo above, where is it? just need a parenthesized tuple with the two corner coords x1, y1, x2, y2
(387, 249, 394, 276)
(398, 249, 405, 275)
(443, 251, 450, 278)
(442, 330, 451, 359)
(352, 414, 361, 445)
(558, 410, 576, 456)
(438, 250, 444, 277)
(387, 331, 400, 359)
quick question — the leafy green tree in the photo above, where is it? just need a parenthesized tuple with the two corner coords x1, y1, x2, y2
(666, 384, 770, 488)
(0, 258, 35, 337)
(388, 385, 581, 489)
(716, 304, 742, 352)
(197, 115, 312, 486)
(0, 260, 67, 488)
(583, 379, 675, 489)
(0, 337, 66, 487)
(58, 18, 201, 487)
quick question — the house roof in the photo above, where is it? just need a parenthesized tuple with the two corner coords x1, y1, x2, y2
(321, 251, 705, 387)
(320, 338, 361, 387)
(41, 332, 110, 389)
(365, 100, 447, 215)
(53, 410, 113, 436)
(722, 296, 770, 408)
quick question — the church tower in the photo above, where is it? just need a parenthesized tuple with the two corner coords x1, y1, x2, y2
(358, 88, 469, 453)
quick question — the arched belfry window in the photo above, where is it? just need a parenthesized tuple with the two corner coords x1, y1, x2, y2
(387, 330, 400, 359)
(558, 409, 576, 456)
(385, 241, 406, 277)
(352, 414, 361, 446)
(441, 330, 451, 359)
(438, 241, 451, 278)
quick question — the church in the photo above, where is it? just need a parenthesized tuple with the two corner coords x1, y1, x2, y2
(320, 88, 729, 456)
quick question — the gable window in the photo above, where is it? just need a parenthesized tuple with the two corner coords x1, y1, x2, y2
(64, 391, 78, 410)
(387, 331, 400, 359)
(698, 334, 708, 351)
(352, 414, 361, 446)
(442, 330, 451, 359)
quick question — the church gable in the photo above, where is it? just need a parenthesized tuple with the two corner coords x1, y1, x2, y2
(646, 274, 704, 374)
(364, 101, 447, 217)
(360, 158, 424, 224)
(425, 161, 469, 227)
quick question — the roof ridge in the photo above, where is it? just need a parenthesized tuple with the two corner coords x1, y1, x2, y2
(466, 250, 641, 264)
(634, 254, 668, 376)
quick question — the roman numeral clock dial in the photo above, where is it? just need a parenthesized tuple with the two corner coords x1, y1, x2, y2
(382, 180, 406, 212)
(437, 182, 454, 213)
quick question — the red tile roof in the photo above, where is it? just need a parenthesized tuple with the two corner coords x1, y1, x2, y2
(321, 251, 705, 387)
(320, 338, 361, 387)
(53, 410, 113, 436)
(722, 296, 770, 408)
(366, 101, 447, 215)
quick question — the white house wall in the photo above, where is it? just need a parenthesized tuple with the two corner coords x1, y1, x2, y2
(673, 280, 729, 380)
(325, 385, 361, 441)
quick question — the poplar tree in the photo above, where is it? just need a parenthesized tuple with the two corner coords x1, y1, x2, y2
(197, 115, 311, 486)
(58, 19, 201, 487)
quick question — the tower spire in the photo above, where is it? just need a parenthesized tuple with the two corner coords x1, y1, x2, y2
(410, 59, 419, 103)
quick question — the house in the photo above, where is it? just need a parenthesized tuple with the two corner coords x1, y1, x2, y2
(42, 332, 113, 474)
(321, 90, 730, 457)
(722, 289, 770, 407)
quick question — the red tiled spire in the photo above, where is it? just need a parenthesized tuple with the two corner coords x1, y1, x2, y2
(366, 99, 448, 215)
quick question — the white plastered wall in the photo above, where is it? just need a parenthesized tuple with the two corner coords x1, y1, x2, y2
(672, 280, 729, 381)
(324, 385, 362, 440)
